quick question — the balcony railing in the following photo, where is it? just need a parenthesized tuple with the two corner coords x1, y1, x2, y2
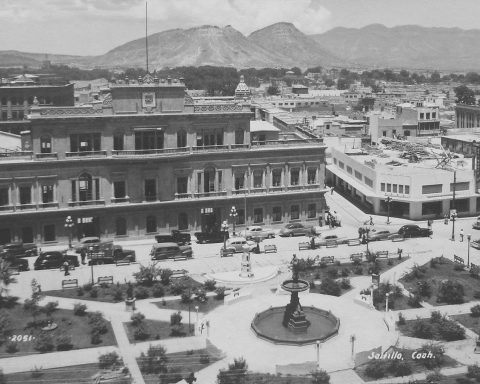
(111, 197, 130, 203)
(174, 193, 191, 200)
(0, 205, 14, 211)
(192, 145, 229, 152)
(66, 151, 107, 158)
(112, 148, 189, 156)
(250, 187, 267, 194)
(68, 199, 105, 207)
(18, 203, 36, 210)
(35, 153, 58, 159)
(193, 191, 227, 198)
(0, 151, 33, 160)
(39, 202, 59, 209)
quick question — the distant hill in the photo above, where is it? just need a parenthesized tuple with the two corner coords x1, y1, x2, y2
(311, 24, 480, 71)
(3, 23, 480, 71)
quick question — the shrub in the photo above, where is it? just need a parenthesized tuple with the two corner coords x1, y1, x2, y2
(365, 360, 388, 379)
(135, 286, 150, 300)
(311, 369, 330, 384)
(170, 311, 182, 326)
(425, 370, 444, 383)
(387, 259, 393, 266)
(5, 341, 18, 353)
(430, 257, 438, 268)
(430, 311, 443, 323)
(215, 287, 226, 300)
(412, 319, 434, 339)
(34, 331, 54, 353)
(133, 325, 149, 341)
(398, 312, 406, 325)
(407, 294, 422, 308)
(89, 288, 98, 298)
(133, 263, 161, 286)
(152, 284, 165, 298)
(334, 260, 341, 267)
(319, 278, 341, 296)
(82, 283, 93, 292)
(73, 303, 87, 316)
(91, 329, 102, 345)
(454, 263, 465, 271)
(353, 266, 363, 275)
(181, 292, 193, 304)
(415, 344, 445, 369)
(195, 289, 207, 302)
(204, 279, 217, 291)
(437, 280, 464, 304)
(131, 312, 145, 327)
(88, 312, 108, 334)
(470, 304, 480, 318)
(326, 268, 338, 279)
(390, 359, 412, 377)
(111, 286, 124, 302)
(341, 268, 350, 277)
(340, 278, 351, 289)
(467, 364, 480, 380)
(319, 262, 327, 269)
(474, 291, 480, 299)
(30, 366, 43, 378)
(416, 280, 432, 298)
(56, 334, 73, 351)
(199, 353, 210, 364)
(160, 269, 173, 285)
(98, 351, 122, 370)
(352, 258, 361, 266)
(76, 287, 84, 296)
(139, 345, 168, 374)
(0, 310, 11, 344)
(170, 281, 187, 296)
(437, 319, 465, 341)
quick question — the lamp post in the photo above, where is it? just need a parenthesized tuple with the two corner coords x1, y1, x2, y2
(221, 220, 229, 251)
(467, 234, 472, 268)
(188, 287, 191, 335)
(64, 216, 74, 249)
(350, 334, 356, 359)
(88, 246, 94, 285)
(451, 211, 457, 241)
(316, 340, 320, 370)
(230, 206, 238, 236)
(385, 292, 390, 312)
(386, 196, 392, 225)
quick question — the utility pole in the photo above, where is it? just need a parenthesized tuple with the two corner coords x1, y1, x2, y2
(451, 170, 457, 241)
(145, 2, 149, 73)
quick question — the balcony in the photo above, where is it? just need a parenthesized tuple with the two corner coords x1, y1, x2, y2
(268, 186, 284, 193)
(18, 203, 36, 210)
(35, 153, 58, 160)
(193, 191, 227, 198)
(111, 197, 130, 204)
(66, 151, 107, 158)
(233, 188, 248, 195)
(192, 145, 229, 152)
(68, 199, 105, 207)
(39, 202, 59, 209)
(112, 148, 189, 157)
(0, 151, 33, 160)
(174, 193, 191, 200)
(0, 205, 14, 211)
(250, 187, 267, 194)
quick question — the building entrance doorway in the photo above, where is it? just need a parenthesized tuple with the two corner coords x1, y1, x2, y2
(76, 217, 100, 239)
(200, 207, 221, 232)
(22, 227, 34, 243)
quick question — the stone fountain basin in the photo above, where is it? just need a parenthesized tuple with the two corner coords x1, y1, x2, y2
(251, 306, 340, 346)
(281, 279, 310, 292)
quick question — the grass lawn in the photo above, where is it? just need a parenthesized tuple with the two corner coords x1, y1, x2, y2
(43, 276, 203, 303)
(399, 257, 480, 306)
(141, 344, 224, 384)
(124, 319, 196, 343)
(153, 296, 224, 313)
(355, 347, 459, 382)
(451, 313, 480, 335)
(5, 364, 130, 384)
(0, 304, 116, 358)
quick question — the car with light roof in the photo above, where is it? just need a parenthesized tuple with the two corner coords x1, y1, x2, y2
(241, 226, 276, 241)
(279, 223, 312, 237)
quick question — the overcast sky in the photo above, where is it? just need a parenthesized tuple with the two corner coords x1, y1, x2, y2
(1, 0, 480, 56)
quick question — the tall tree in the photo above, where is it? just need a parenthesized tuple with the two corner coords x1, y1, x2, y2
(455, 85, 476, 105)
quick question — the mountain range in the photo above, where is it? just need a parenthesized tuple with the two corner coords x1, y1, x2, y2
(2, 23, 480, 71)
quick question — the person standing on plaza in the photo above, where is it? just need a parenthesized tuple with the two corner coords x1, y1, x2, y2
(369, 216, 374, 226)
(63, 259, 70, 276)
(460, 228, 464, 242)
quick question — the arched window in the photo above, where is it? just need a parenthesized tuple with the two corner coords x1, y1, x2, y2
(78, 173, 93, 201)
(146, 215, 157, 233)
(178, 212, 188, 230)
(115, 217, 127, 236)
(177, 130, 187, 148)
(40, 136, 52, 153)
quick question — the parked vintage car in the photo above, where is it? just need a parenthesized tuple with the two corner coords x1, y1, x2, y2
(279, 223, 312, 237)
(74, 237, 101, 254)
(473, 221, 480, 230)
(194, 231, 229, 244)
(150, 243, 193, 261)
(397, 225, 432, 238)
(34, 251, 79, 270)
(241, 226, 276, 240)
(0, 242, 38, 258)
(368, 230, 393, 241)
(471, 239, 480, 249)
(0, 253, 29, 271)
(87, 242, 136, 265)
(222, 237, 256, 253)
(155, 230, 191, 245)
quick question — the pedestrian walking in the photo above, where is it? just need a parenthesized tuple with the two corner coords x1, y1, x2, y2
(460, 229, 464, 242)
(63, 260, 70, 276)
(358, 227, 363, 239)
(81, 250, 86, 265)
(310, 236, 316, 250)
(397, 248, 403, 260)
(369, 216, 374, 226)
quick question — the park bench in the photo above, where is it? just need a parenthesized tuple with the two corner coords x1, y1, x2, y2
(115, 259, 131, 266)
(348, 238, 361, 246)
(264, 244, 277, 253)
(170, 269, 188, 279)
(320, 256, 335, 264)
(391, 234, 405, 242)
(325, 240, 338, 248)
(62, 279, 78, 290)
(97, 276, 114, 286)
(376, 250, 389, 259)
(350, 252, 364, 262)
(298, 242, 311, 251)
(59, 264, 75, 272)
(454, 255, 465, 265)
(220, 248, 234, 257)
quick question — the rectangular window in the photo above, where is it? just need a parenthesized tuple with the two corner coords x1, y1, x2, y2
(235, 173, 245, 190)
(382, 131, 387, 137)
(307, 168, 317, 184)
(291, 205, 300, 220)
(399, 185, 404, 194)
(19, 186, 31, 205)
(135, 131, 164, 150)
(235, 129, 244, 145)
(333, 158, 337, 165)
(432, 112, 436, 119)
(405, 185, 410, 194)
(380, 183, 385, 192)
(422, 201, 442, 215)
(0, 188, 8, 206)
(113, 181, 126, 198)
(426, 113, 430, 120)
(113, 135, 124, 151)
(422, 184, 442, 194)
(346, 166, 353, 174)
(253, 170, 263, 188)
(272, 206, 282, 222)
(290, 169, 300, 186)
(338, 161, 345, 169)
(145, 179, 156, 201)
(41, 185, 54, 203)
(420, 113, 424, 119)
(364, 177, 373, 188)
(71, 180, 76, 201)
(450, 182, 469, 192)
(44, 224, 56, 242)
(253, 208, 263, 224)
(70, 133, 101, 152)
(387, 184, 391, 192)
(393, 184, 398, 193)
(272, 169, 282, 187)
(176, 177, 188, 194)
(307, 203, 316, 218)
(217, 171, 223, 190)
(237, 209, 245, 225)
(354, 170, 362, 180)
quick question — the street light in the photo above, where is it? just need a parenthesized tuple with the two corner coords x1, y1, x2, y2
(350, 334, 356, 359)
(195, 305, 199, 324)
(467, 234, 472, 268)
(385, 292, 390, 312)
(88, 245, 94, 285)
(316, 340, 320, 370)
(451, 211, 457, 241)
(221, 220, 229, 251)
(64, 216, 74, 249)
(386, 196, 392, 225)
(230, 206, 238, 236)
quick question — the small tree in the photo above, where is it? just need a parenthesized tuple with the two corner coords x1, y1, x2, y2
(0, 259, 16, 306)
(98, 351, 122, 370)
(217, 357, 248, 384)
(471, 304, 480, 318)
(437, 280, 464, 304)
(170, 311, 184, 336)
(133, 263, 160, 286)
(311, 369, 330, 384)
(0, 310, 11, 344)
(139, 345, 168, 374)
(41, 301, 58, 321)
(160, 269, 173, 285)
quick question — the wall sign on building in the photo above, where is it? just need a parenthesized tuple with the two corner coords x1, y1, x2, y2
(142, 92, 156, 108)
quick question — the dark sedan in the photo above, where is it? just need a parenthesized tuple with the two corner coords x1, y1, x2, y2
(34, 252, 79, 270)
(397, 225, 432, 238)
(0, 253, 29, 271)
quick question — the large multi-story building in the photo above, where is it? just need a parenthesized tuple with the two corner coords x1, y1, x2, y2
(0, 74, 327, 245)
(456, 104, 480, 128)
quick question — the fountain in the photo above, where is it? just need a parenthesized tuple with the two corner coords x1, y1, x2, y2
(251, 254, 340, 345)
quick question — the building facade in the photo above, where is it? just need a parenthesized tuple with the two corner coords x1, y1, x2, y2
(0, 75, 327, 245)
(456, 104, 480, 128)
